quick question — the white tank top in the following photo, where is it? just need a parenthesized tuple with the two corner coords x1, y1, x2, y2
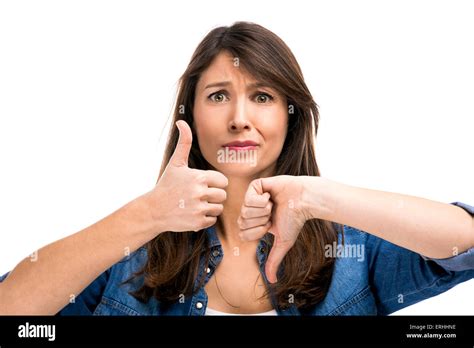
(205, 306, 278, 315)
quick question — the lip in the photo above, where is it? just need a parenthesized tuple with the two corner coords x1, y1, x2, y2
(222, 140, 259, 147)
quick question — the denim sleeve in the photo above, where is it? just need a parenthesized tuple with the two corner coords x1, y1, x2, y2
(56, 270, 110, 315)
(366, 201, 474, 315)
(0, 271, 10, 282)
(420, 202, 474, 271)
(0, 269, 109, 315)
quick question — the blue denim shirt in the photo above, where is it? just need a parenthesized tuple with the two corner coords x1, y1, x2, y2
(1, 202, 473, 315)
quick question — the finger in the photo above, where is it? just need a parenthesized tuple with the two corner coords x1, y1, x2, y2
(205, 170, 229, 189)
(244, 192, 270, 208)
(243, 179, 264, 206)
(238, 215, 270, 230)
(240, 202, 272, 219)
(239, 221, 272, 241)
(198, 216, 217, 231)
(265, 241, 292, 283)
(170, 120, 193, 167)
(204, 187, 227, 204)
(205, 203, 224, 217)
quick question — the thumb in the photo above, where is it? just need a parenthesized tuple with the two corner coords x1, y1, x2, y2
(244, 179, 270, 207)
(265, 239, 290, 284)
(260, 176, 277, 196)
(170, 120, 193, 167)
(246, 178, 265, 196)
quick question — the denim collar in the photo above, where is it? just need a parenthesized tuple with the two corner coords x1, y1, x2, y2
(203, 224, 300, 315)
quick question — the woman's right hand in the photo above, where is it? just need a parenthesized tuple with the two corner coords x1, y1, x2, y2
(143, 120, 228, 233)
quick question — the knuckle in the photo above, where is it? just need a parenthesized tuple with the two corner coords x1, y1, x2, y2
(193, 219, 205, 232)
(193, 205, 205, 216)
(198, 218, 211, 230)
(210, 170, 228, 186)
(191, 209, 202, 220)
(208, 216, 217, 227)
(192, 188, 205, 200)
(196, 173, 207, 185)
(221, 175, 229, 187)
(250, 178, 260, 187)
(220, 189, 227, 201)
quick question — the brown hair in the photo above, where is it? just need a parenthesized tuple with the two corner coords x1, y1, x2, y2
(129, 22, 341, 310)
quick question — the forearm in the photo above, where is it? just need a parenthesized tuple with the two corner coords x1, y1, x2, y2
(0, 195, 160, 315)
(308, 177, 474, 258)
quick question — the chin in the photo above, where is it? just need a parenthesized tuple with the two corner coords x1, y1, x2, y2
(213, 163, 265, 178)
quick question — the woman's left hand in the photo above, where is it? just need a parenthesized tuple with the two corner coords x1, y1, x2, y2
(239, 175, 318, 283)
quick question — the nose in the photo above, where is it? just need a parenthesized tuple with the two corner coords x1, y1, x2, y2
(228, 97, 252, 133)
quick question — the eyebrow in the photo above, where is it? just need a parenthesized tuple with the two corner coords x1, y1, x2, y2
(203, 81, 273, 90)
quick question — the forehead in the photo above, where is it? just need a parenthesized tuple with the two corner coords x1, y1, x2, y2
(196, 51, 257, 89)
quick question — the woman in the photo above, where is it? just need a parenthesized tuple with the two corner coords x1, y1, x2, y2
(1, 22, 473, 316)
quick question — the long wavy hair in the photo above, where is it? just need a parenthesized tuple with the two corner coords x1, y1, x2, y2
(129, 22, 342, 311)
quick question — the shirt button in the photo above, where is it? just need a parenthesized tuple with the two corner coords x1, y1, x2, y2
(206, 267, 211, 274)
(196, 302, 203, 309)
(212, 250, 220, 257)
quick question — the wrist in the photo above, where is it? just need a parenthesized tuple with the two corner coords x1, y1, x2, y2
(301, 176, 338, 221)
(128, 193, 166, 239)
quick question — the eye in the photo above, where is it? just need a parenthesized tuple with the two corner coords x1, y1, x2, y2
(254, 92, 274, 104)
(208, 91, 228, 103)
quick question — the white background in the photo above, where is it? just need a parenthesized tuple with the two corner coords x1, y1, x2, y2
(0, 0, 473, 314)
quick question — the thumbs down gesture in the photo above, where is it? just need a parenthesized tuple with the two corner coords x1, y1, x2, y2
(239, 176, 313, 283)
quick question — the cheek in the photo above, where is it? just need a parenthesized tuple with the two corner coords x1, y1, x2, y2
(194, 122, 214, 156)
(257, 110, 288, 164)
(193, 101, 224, 136)
(260, 108, 288, 146)
(264, 128, 287, 161)
(193, 105, 223, 163)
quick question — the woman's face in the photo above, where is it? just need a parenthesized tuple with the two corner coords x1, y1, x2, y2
(193, 51, 288, 178)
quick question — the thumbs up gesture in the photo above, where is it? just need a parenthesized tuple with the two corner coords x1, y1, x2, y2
(145, 120, 228, 233)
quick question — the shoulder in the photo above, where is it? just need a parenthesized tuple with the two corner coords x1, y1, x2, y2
(309, 225, 376, 315)
(93, 246, 159, 315)
(107, 246, 148, 288)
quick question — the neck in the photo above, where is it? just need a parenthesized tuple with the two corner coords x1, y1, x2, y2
(218, 176, 251, 249)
